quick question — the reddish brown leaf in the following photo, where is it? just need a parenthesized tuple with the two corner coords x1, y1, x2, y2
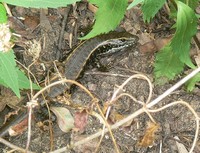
(74, 110, 88, 132)
(8, 115, 30, 136)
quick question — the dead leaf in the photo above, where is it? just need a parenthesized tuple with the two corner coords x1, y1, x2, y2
(109, 111, 135, 132)
(9, 115, 29, 136)
(74, 110, 88, 132)
(154, 36, 172, 50)
(8, 16, 36, 40)
(24, 15, 39, 31)
(50, 107, 74, 133)
(139, 37, 172, 54)
(4, 109, 21, 124)
(137, 121, 160, 147)
(0, 87, 23, 111)
(109, 111, 124, 123)
(139, 40, 157, 54)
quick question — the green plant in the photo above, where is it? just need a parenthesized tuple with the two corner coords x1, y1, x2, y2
(129, 0, 199, 91)
(0, 3, 39, 97)
(0, 0, 199, 93)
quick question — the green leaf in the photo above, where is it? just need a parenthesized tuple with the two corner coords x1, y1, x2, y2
(141, 0, 166, 22)
(154, 44, 184, 83)
(178, 0, 199, 10)
(186, 73, 200, 91)
(0, 77, 8, 87)
(171, 1, 197, 68)
(0, 0, 80, 8)
(0, 3, 7, 23)
(82, 0, 128, 39)
(16, 69, 40, 90)
(127, 0, 143, 9)
(0, 50, 20, 97)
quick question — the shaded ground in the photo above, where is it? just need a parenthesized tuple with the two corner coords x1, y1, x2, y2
(0, 2, 200, 153)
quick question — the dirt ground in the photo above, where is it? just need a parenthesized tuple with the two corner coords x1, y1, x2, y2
(0, 2, 200, 153)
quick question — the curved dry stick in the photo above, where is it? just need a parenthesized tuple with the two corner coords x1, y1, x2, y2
(147, 100, 199, 153)
(110, 74, 153, 103)
(32, 78, 121, 152)
(16, 60, 41, 98)
(108, 92, 158, 123)
(24, 79, 95, 152)
(51, 74, 153, 153)
(97, 74, 152, 152)
(105, 73, 153, 122)
(32, 79, 95, 100)
(147, 67, 200, 108)
(111, 92, 144, 106)
(49, 67, 200, 153)
(90, 111, 119, 153)
(102, 74, 153, 147)
(92, 100, 121, 153)
(108, 74, 152, 113)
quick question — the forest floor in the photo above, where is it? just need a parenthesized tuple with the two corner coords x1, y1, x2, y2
(0, 2, 200, 153)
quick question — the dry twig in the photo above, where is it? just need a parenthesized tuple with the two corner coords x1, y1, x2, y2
(49, 67, 200, 153)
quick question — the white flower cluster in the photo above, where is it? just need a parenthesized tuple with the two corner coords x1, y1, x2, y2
(0, 23, 12, 52)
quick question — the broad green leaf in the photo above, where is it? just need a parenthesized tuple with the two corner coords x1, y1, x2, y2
(141, 0, 166, 22)
(127, 0, 143, 9)
(50, 107, 74, 133)
(179, 0, 199, 9)
(0, 77, 8, 87)
(186, 73, 200, 92)
(154, 44, 184, 83)
(0, 64, 40, 94)
(0, 3, 7, 23)
(0, 0, 80, 8)
(0, 50, 20, 97)
(82, 0, 128, 39)
(16, 69, 40, 90)
(171, 1, 197, 68)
